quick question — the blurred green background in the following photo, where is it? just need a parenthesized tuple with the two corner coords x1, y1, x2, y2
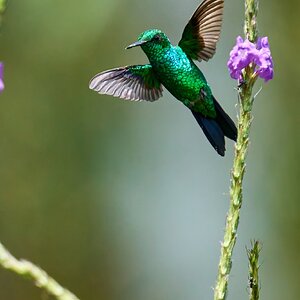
(0, 0, 299, 299)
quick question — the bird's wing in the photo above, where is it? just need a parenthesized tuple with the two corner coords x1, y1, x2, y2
(89, 64, 163, 102)
(178, 0, 224, 62)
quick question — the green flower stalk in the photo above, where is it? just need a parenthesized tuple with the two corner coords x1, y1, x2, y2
(0, 242, 80, 300)
(247, 240, 261, 300)
(214, 0, 272, 299)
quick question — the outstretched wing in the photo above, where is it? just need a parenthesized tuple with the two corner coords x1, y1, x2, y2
(89, 64, 163, 102)
(178, 0, 224, 61)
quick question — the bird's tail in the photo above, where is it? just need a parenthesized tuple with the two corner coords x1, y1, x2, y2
(191, 97, 237, 156)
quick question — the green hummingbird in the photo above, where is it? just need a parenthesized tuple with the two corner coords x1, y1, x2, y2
(89, 0, 237, 156)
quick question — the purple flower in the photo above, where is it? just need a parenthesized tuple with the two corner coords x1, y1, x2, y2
(227, 36, 274, 82)
(0, 62, 4, 93)
(227, 36, 257, 80)
(255, 37, 274, 82)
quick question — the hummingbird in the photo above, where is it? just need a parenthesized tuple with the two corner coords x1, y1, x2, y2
(89, 0, 237, 156)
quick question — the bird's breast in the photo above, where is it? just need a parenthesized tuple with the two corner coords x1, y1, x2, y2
(150, 49, 205, 101)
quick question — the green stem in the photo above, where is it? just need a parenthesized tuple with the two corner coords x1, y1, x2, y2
(0, 242, 80, 300)
(247, 241, 261, 300)
(245, 0, 259, 43)
(213, 0, 259, 299)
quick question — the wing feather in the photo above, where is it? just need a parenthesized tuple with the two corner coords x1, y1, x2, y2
(178, 0, 224, 61)
(89, 65, 163, 102)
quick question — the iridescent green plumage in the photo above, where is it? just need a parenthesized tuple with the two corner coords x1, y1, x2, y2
(140, 35, 216, 118)
(89, 0, 237, 156)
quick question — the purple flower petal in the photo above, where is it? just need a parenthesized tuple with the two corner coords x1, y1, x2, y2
(257, 37, 269, 50)
(255, 53, 273, 82)
(255, 38, 274, 82)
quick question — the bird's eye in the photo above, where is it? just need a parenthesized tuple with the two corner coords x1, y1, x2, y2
(152, 34, 161, 42)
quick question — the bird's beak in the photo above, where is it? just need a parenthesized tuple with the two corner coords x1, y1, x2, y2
(126, 40, 148, 49)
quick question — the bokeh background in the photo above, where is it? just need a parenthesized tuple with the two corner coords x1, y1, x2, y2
(0, 0, 299, 299)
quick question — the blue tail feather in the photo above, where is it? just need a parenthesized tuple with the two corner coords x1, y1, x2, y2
(191, 110, 226, 156)
(191, 97, 237, 156)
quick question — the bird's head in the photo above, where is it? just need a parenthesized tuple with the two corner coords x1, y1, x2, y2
(126, 29, 171, 55)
